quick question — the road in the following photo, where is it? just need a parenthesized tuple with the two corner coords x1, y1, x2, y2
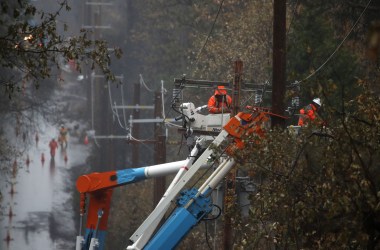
(1, 80, 90, 250)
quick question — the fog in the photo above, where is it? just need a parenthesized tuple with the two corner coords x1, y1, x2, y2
(1, 1, 191, 249)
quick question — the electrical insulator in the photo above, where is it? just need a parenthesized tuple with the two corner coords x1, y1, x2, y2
(291, 96, 300, 108)
(254, 93, 262, 104)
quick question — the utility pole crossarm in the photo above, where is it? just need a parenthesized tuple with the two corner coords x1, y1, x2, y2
(113, 105, 154, 110)
(173, 78, 230, 88)
(173, 77, 271, 92)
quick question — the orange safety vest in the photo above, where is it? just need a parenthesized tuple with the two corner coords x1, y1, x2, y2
(49, 140, 58, 151)
(298, 103, 318, 126)
(208, 95, 232, 114)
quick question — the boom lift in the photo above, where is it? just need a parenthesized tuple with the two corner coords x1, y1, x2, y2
(75, 139, 210, 250)
(128, 109, 274, 250)
(75, 105, 279, 249)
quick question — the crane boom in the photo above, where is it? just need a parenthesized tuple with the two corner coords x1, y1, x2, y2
(128, 110, 271, 249)
(76, 155, 210, 250)
(76, 107, 276, 250)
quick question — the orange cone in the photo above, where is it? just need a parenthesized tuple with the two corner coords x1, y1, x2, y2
(35, 132, 39, 145)
(26, 155, 30, 166)
(8, 207, 15, 222)
(4, 230, 14, 247)
(41, 153, 45, 164)
(64, 153, 68, 163)
(9, 185, 16, 198)
(84, 135, 89, 145)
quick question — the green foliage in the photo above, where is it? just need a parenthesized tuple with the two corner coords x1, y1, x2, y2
(190, 1, 274, 83)
(0, 0, 122, 222)
(0, 0, 122, 98)
(286, 0, 361, 108)
(235, 82, 380, 249)
(85, 1, 379, 249)
(124, 0, 198, 82)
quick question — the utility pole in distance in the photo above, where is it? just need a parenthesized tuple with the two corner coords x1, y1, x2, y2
(132, 83, 141, 166)
(272, 0, 286, 128)
(232, 60, 243, 116)
(153, 91, 166, 206)
(223, 60, 243, 250)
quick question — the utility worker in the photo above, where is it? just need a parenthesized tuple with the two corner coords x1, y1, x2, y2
(208, 85, 232, 114)
(49, 138, 59, 159)
(59, 125, 68, 148)
(298, 98, 322, 126)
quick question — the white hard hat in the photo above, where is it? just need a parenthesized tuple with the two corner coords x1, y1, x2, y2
(312, 98, 321, 106)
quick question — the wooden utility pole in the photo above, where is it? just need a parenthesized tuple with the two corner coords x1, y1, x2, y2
(271, 0, 287, 128)
(153, 91, 166, 206)
(232, 60, 243, 116)
(84, 3, 92, 118)
(223, 60, 243, 250)
(93, 9, 108, 169)
(84, 2, 116, 171)
(132, 83, 141, 166)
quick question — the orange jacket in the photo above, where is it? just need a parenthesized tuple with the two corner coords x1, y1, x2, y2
(298, 103, 318, 126)
(208, 95, 232, 114)
(49, 140, 58, 151)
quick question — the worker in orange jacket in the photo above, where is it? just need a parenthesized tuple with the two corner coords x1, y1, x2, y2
(49, 138, 59, 159)
(208, 86, 232, 114)
(298, 98, 322, 126)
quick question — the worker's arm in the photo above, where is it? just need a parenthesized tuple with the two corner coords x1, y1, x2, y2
(208, 96, 219, 113)
(227, 95, 233, 108)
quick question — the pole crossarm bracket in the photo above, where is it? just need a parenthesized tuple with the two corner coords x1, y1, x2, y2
(173, 77, 271, 91)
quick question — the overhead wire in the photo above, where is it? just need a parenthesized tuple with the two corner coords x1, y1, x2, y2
(132, 76, 181, 140)
(139, 74, 155, 92)
(117, 0, 319, 150)
(107, 80, 130, 132)
(293, 0, 373, 85)
(120, 81, 128, 129)
(190, 0, 225, 72)
(87, 2, 374, 243)
(142, 0, 229, 144)
(130, 76, 185, 144)
(90, 71, 100, 147)
(286, 0, 300, 37)
(126, 76, 179, 152)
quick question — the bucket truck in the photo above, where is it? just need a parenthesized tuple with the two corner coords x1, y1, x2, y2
(127, 110, 274, 250)
(75, 138, 210, 250)
(76, 104, 284, 249)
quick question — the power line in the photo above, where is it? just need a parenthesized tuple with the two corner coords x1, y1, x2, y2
(191, 0, 225, 70)
(286, 0, 300, 37)
(139, 74, 155, 92)
(295, 0, 373, 84)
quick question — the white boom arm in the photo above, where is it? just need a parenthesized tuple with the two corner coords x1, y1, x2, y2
(127, 130, 229, 249)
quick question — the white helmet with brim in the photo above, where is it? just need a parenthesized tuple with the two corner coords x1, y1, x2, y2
(312, 98, 321, 106)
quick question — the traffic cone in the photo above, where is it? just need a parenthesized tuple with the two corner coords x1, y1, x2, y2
(26, 155, 30, 166)
(41, 153, 45, 164)
(84, 135, 89, 145)
(9, 184, 17, 198)
(8, 207, 15, 222)
(4, 230, 13, 247)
